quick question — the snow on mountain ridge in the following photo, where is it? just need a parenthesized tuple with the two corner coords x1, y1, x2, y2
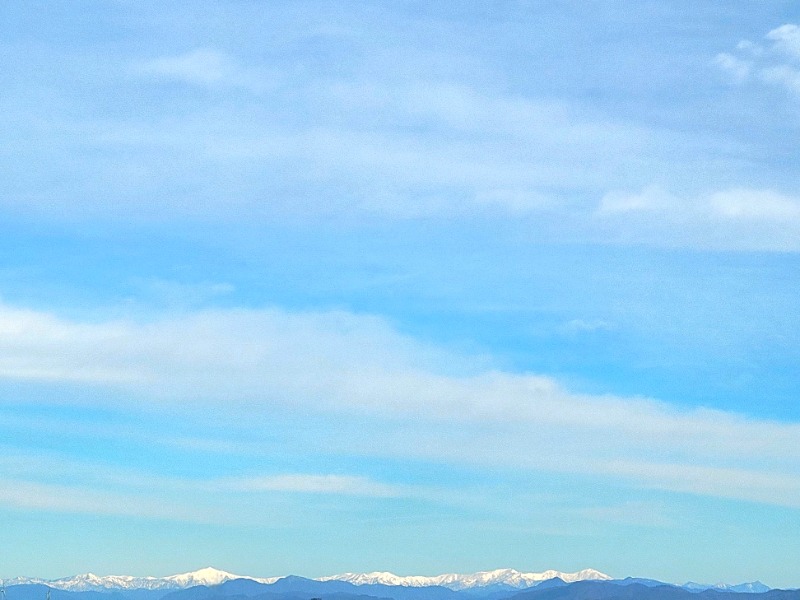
(4, 567, 608, 592)
(317, 568, 612, 590)
(6, 568, 278, 592)
(2, 568, 775, 594)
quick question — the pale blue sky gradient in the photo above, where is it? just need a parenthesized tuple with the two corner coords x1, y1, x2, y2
(1, 0, 800, 589)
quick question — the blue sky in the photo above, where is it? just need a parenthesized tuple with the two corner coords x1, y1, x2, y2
(2, 0, 800, 589)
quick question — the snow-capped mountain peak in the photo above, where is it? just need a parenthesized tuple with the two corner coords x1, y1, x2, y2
(317, 568, 612, 590)
(2, 568, 776, 595)
(7, 567, 278, 592)
(165, 568, 244, 588)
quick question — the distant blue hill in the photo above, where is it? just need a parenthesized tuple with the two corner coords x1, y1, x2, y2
(5, 577, 798, 600)
(510, 581, 800, 600)
(4, 585, 127, 600)
(611, 578, 677, 589)
(160, 577, 460, 600)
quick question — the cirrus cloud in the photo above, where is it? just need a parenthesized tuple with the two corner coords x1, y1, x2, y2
(134, 48, 270, 92)
(716, 23, 800, 96)
(594, 186, 800, 251)
(1, 302, 800, 510)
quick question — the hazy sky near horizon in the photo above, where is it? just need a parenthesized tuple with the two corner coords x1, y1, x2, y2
(2, 0, 800, 589)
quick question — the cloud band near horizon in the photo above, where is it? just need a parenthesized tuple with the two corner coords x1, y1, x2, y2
(1, 302, 799, 516)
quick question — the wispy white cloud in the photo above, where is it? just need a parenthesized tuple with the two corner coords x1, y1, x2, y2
(598, 186, 674, 215)
(1, 303, 800, 510)
(0, 412, 259, 456)
(137, 49, 232, 85)
(594, 186, 800, 251)
(224, 474, 411, 498)
(0, 477, 212, 522)
(598, 460, 800, 508)
(134, 49, 268, 92)
(714, 53, 752, 83)
(760, 64, 800, 95)
(766, 24, 800, 61)
(0, 472, 409, 523)
(0, 450, 425, 521)
(708, 188, 800, 220)
(12, 74, 708, 224)
(716, 23, 800, 97)
(1, 49, 766, 244)
(564, 319, 615, 334)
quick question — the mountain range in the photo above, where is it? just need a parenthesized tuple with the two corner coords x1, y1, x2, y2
(2, 568, 609, 593)
(317, 568, 611, 590)
(3, 568, 278, 592)
(0, 567, 787, 600)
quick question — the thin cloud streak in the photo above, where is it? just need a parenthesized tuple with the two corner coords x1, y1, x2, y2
(134, 49, 270, 92)
(594, 187, 800, 251)
(3, 42, 794, 251)
(224, 474, 413, 498)
(0, 478, 213, 522)
(0, 450, 431, 521)
(1, 303, 799, 509)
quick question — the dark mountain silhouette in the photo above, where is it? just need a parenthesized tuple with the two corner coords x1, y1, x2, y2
(511, 582, 800, 600)
(6, 578, 800, 600)
(161, 577, 458, 600)
(4, 585, 126, 600)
